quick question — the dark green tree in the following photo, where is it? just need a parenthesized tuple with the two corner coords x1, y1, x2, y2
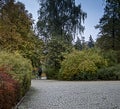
(44, 37, 72, 79)
(88, 35, 94, 48)
(74, 37, 82, 50)
(96, 0, 120, 50)
(37, 0, 87, 43)
(37, 0, 87, 78)
(0, 0, 4, 8)
(0, 0, 7, 8)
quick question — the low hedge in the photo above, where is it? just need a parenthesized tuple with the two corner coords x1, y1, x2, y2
(0, 51, 32, 108)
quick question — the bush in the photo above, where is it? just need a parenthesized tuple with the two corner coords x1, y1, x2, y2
(102, 50, 118, 66)
(45, 66, 59, 79)
(116, 50, 120, 63)
(97, 64, 120, 80)
(101, 50, 120, 65)
(0, 69, 20, 109)
(0, 51, 32, 96)
(58, 49, 108, 80)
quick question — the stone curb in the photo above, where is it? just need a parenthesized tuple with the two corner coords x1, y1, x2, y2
(13, 91, 28, 109)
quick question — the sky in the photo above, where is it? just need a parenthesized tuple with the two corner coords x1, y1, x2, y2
(16, 0, 105, 41)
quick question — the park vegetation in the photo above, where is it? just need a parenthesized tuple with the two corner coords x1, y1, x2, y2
(0, 0, 42, 108)
(37, 0, 120, 80)
(0, 0, 120, 108)
(0, 51, 32, 109)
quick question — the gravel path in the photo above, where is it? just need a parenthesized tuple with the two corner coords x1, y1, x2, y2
(18, 80, 120, 109)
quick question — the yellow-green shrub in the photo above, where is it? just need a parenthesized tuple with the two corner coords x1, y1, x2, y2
(59, 49, 108, 80)
(0, 51, 32, 96)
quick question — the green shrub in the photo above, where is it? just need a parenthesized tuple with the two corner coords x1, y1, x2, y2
(97, 64, 120, 80)
(115, 50, 120, 63)
(45, 65, 59, 79)
(58, 49, 108, 80)
(101, 50, 120, 65)
(102, 50, 118, 66)
(0, 51, 32, 96)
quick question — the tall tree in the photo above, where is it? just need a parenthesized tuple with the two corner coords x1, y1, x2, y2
(96, 0, 120, 50)
(37, 0, 87, 43)
(74, 37, 82, 50)
(0, 0, 4, 8)
(0, 0, 33, 50)
(44, 38, 72, 79)
(88, 35, 94, 48)
(0, 0, 7, 7)
(0, 0, 44, 67)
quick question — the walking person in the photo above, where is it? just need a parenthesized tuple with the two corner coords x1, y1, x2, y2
(37, 67, 42, 79)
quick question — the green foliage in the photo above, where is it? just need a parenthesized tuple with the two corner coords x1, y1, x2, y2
(37, 0, 87, 42)
(0, 1, 44, 67)
(0, 51, 32, 96)
(45, 66, 59, 79)
(74, 37, 82, 50)
(0, 1, 33, 51)
(88, 35, 94, 48)
(59, 49, 108, 80)
(116, 50, 120, 63)
(38, 4, 83, 78)
(20, 34, 44, 67)
(97, 64, 120, 80)
(102, 50, 118, 66)
(44, 38, 72, 79)
(96, 0, 120, 50)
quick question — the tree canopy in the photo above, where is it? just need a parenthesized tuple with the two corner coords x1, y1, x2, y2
(0, 0, 44, 67)
(96, 0, 120, 50)
(37, 0, 87, 43)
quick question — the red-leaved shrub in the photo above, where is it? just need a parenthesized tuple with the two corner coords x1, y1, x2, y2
(0, 67, 20, 109)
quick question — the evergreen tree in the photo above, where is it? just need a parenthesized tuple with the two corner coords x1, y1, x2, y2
(74, 37, 82, 50)
(96, 0, 120, 50)
(0, 0, 7, 7)
(0, 0, 4, 8)
(88, 35, 94, 48)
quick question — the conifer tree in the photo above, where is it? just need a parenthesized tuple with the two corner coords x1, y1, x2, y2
(96, 0, 120, 50)
(88, 35, 94, 48)
(74, 37, 82, 50)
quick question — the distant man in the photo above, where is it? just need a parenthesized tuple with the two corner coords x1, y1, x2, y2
(38, 67, 42, 79)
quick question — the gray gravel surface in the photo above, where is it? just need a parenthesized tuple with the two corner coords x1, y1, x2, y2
(18, 80, 120, 109)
